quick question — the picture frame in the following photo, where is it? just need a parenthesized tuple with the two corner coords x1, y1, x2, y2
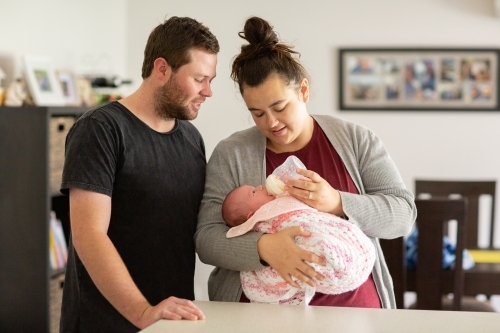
(339, 48, 500, 111)
(57, 70, 80, 106)
(22, 55, 65, 106)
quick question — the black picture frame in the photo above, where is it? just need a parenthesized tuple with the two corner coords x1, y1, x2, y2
(339, 48, 500, 111)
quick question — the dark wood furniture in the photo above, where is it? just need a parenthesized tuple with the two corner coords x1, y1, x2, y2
(415, 180, 496, 250)
(414, 198, 467, 310)
(414, 180, 500, 299)
(381, 198, 496, 311)
(0, 106, 86, 332)
(379, 237, 406, 309)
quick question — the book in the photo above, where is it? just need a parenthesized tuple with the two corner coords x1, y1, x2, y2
(50, 211, 68, 269)
(49, 227, 58, 270)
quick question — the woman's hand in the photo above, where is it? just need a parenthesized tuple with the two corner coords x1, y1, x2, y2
(257, 226, 326, 288)
(285, 169, 344, 216)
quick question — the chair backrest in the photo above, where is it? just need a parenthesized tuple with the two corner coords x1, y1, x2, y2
(414, 198, 467, 311)
(415, 180, 496, 250)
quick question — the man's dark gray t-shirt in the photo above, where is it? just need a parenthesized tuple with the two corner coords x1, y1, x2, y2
(59, 101, 206, 332)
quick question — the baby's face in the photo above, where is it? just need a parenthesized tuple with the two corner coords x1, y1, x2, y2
(236, 185, 275, 213)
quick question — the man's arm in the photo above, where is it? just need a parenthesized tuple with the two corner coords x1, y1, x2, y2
(70, 188, 204, 329)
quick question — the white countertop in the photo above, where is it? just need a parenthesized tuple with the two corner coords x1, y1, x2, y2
(140, 300, 500, 333)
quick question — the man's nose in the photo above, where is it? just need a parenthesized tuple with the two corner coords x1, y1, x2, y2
(201, 82, 213, 97)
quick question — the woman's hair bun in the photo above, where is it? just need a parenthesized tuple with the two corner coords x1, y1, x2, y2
(231, 16, 308, 92)
(239, 16, 278, 48)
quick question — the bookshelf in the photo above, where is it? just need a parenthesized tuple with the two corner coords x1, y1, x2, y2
(0, 106, 87, 333)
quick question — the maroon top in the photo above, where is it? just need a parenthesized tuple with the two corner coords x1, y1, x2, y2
(240, 120, 381, 308)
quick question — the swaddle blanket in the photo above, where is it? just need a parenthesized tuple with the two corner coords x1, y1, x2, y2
(227, 195, 376, 305)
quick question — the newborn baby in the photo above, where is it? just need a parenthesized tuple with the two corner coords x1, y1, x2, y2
(222, 184, 376, 305)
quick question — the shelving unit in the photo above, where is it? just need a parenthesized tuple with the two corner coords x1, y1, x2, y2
(0, 106, 87, 333)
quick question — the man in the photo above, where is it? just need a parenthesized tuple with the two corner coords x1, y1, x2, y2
(59, 16, 219, 332)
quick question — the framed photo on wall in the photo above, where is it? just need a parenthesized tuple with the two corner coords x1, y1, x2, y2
(339, 48, 500, 111)
(22, 55, 65, 106)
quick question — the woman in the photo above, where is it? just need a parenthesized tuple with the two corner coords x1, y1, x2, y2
(195, 16, 416, 309)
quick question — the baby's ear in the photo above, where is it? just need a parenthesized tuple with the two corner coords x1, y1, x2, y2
(246, 212, 255, 220)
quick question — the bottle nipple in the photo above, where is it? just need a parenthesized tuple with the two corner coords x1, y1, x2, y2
(265, 174, 286, 196)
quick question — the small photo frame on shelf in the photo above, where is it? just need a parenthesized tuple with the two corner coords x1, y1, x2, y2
(75, 77, 97, 107)
(339, 48, 500, 111)
(57, 70, 79, 106)
(22, 55, 65, 106)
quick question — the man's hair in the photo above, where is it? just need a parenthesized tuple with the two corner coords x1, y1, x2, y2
(221, 188, 248, 227)
(141, 16, 220, 79)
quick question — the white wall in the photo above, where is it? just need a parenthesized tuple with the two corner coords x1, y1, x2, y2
(0, 0, 128, 85)
(126, 0, 500, 300)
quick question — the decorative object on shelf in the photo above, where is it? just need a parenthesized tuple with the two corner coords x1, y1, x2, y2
(57, 70, 80, 106)
(87, 75, 132, 105)
(76, 77, 97, 107)
(22, 55, 65, 106)
(4, 78, 29, 106)
(88, 75, 132, 88)
(0, 66, 5, 105)
(94, 93, 122, 105)
(339, 48, 500, 111)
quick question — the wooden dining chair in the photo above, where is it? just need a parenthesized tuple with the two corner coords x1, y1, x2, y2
(380, 198, 496, 311)
(415, 180, 497, 250)
(415, 180, 500, 303)
(411, 198, 495, 311)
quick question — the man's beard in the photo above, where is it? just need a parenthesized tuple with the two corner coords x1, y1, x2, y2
(153, 73, 195, 121)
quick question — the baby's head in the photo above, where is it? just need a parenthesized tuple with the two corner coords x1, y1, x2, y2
(222, 185, 275, 227)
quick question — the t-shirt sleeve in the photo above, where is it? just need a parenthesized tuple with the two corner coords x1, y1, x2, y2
(60, 115, 117, 197)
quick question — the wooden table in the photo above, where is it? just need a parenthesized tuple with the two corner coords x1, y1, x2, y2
(380, 236, 500, 309)
(406, 263, 500, 296)
(140, 301, 500, 333)
(464, 262, 500, 295)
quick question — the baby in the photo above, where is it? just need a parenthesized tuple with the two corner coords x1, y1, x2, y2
(222, 185, 376, 305)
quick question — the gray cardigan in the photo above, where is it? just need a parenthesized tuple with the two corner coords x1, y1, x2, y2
(195, 115, 416, 308)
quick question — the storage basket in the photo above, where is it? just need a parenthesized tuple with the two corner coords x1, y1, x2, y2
(49, 117, 75, 195)
(50, 273, 65, 333)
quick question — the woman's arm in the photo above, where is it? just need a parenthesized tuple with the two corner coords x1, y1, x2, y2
(339, 124, 416, 239)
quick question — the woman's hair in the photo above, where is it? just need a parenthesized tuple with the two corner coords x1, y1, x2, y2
(231, 16, 309, 93)
(141, 16, 220, 79)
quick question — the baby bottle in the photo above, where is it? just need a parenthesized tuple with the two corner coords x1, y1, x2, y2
(266, 156, 306, 195)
